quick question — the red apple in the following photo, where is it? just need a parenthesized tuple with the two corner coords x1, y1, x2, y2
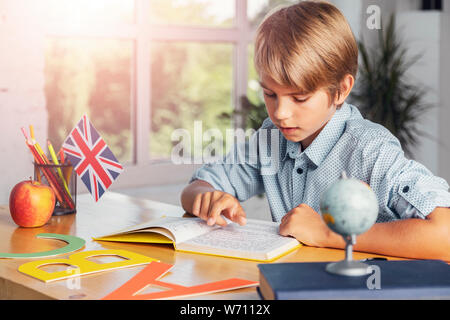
(9, 180, 56, 228)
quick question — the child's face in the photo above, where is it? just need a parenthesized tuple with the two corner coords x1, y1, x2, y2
(260, 73, 337, 149)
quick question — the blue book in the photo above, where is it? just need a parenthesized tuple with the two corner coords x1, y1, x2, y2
(257, 260, 450, 299)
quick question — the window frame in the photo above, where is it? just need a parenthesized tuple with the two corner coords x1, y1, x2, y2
(44, 0, 256, 190)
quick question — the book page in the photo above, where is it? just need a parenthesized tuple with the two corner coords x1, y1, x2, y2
(96, 216, 220, 243)
(149, 217, 221, 243)
(178, 219, 299, 258)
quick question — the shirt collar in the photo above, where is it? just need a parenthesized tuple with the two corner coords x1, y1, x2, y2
(282, 102, 352, 167)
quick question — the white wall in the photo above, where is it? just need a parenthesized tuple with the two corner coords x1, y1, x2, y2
(397, 11, 441, 175)
(396, 0, 422, 12)
(0, 1, 47, 204)
(439, 1, 450, 183)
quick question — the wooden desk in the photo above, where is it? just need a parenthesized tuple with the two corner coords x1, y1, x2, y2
(0, 192, 396, 300)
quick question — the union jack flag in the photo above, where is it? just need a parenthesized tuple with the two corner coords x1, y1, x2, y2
(62, 114, 124, 202)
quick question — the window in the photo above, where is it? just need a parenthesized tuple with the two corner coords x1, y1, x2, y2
(150, 42, 233, 159)
(45, 38, 133, 164)
(42, 0, 291, 187)
(248, 0, 298, 27)
(247, 43, 263, 106)
(42, 0, 135, 23)
(149, 0, 235, 27)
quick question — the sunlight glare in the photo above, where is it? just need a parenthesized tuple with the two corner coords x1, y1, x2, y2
(42, 0, 134, 24)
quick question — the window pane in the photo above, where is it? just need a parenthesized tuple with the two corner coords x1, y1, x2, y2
(246, 43, 268, 130)
(150, 42, 233, 160)
(42, 0, 135, 24)
(45, 38, 133, 164)
(247, 43, 262, 105)
(150, 0, 235, 27)
(248, 0, 297, 28)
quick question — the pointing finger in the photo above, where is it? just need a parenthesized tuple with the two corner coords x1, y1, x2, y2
(230, 206, 247, 226)
(207, 194, 233, 226)
(192, 193, 202, 216)
(199, 192, 211, 220)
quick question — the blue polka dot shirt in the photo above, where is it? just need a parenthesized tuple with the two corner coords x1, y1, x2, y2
(189, 102, 450, 223)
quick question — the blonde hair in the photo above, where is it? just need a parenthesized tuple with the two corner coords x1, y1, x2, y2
(254, 0, 358, 107)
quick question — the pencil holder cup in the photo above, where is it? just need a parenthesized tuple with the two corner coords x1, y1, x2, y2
(34, 162, 77, 216)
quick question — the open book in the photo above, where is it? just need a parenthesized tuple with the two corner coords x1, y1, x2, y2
(94, 216, 301, 262)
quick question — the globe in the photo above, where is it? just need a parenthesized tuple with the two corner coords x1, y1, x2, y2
(320, 178, 379, 237)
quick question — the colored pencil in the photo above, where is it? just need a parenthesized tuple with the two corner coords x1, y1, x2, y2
(59, 148, 65, 164)
(48, 140, 71, 199)
(29, 125, 50, 164)
(25, 139, 64, 205)
(21, 127, 74, 209)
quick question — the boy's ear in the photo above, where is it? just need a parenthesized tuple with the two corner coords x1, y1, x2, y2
(334, 74, 354, 105)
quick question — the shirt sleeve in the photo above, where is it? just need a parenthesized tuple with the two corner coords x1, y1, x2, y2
(360, 132, 450, 221)
(188, 127, 265, 202)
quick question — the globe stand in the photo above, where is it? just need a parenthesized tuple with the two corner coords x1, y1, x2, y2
(325, 235, 370, 276)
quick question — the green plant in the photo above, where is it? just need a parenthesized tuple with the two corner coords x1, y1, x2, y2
(350, 13, 432, 157)
(219, 95, 267, 131)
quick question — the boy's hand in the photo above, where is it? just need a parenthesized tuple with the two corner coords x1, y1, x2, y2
(279, 203, 332, 247)
(192, 191, 247, 227)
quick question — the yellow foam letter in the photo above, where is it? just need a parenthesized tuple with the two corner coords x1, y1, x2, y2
(18, 249, 157, 282)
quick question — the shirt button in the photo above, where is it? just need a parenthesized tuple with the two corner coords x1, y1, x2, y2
(297, 168, 304, 174)
(402, 186, 410, 193)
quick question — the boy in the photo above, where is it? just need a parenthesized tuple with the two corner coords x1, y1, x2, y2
(180, 1, 450, 261)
